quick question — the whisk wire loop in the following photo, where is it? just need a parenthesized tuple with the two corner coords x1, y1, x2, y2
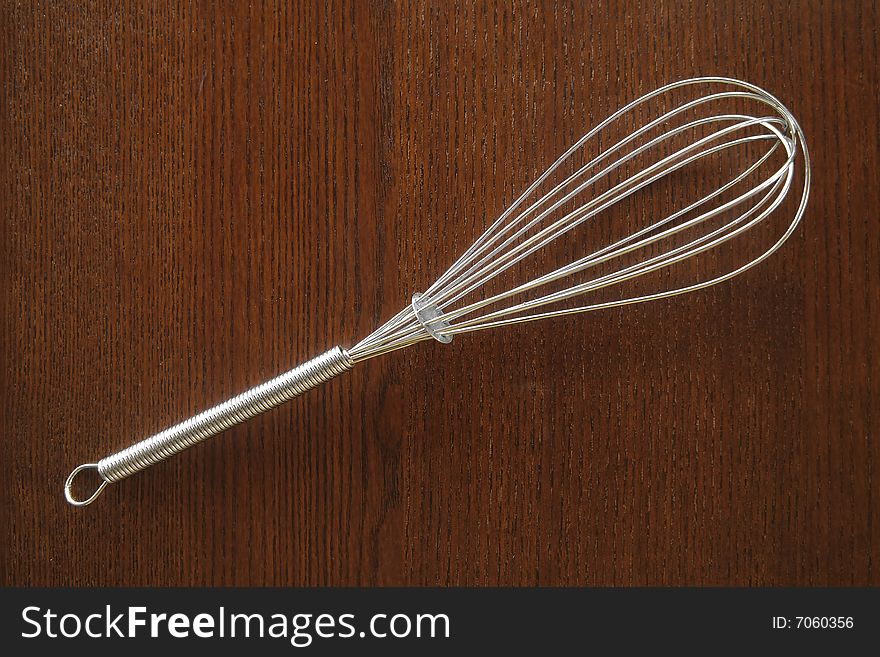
(349, 76, 809, 360)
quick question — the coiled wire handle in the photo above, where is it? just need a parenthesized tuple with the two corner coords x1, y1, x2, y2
(64, 347, 354, 506)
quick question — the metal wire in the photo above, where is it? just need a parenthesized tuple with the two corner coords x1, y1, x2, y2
(348, 77, 810, 362)
(64, 348, 353, 505)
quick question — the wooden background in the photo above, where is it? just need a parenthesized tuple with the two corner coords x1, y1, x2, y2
(2, 1, 878, 586)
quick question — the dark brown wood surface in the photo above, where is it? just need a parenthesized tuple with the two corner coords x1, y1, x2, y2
(2, 1, 878, 586)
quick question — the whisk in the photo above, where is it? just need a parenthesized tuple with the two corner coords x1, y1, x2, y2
(64, 77, 810, 506)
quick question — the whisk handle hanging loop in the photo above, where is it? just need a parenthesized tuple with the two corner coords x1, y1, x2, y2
(64, 346, 355, 506)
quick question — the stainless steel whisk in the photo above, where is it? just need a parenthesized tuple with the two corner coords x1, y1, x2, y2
(65, 77, 810, 506)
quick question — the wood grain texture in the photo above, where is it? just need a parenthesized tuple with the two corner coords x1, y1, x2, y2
(2, 0, 878, 586)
